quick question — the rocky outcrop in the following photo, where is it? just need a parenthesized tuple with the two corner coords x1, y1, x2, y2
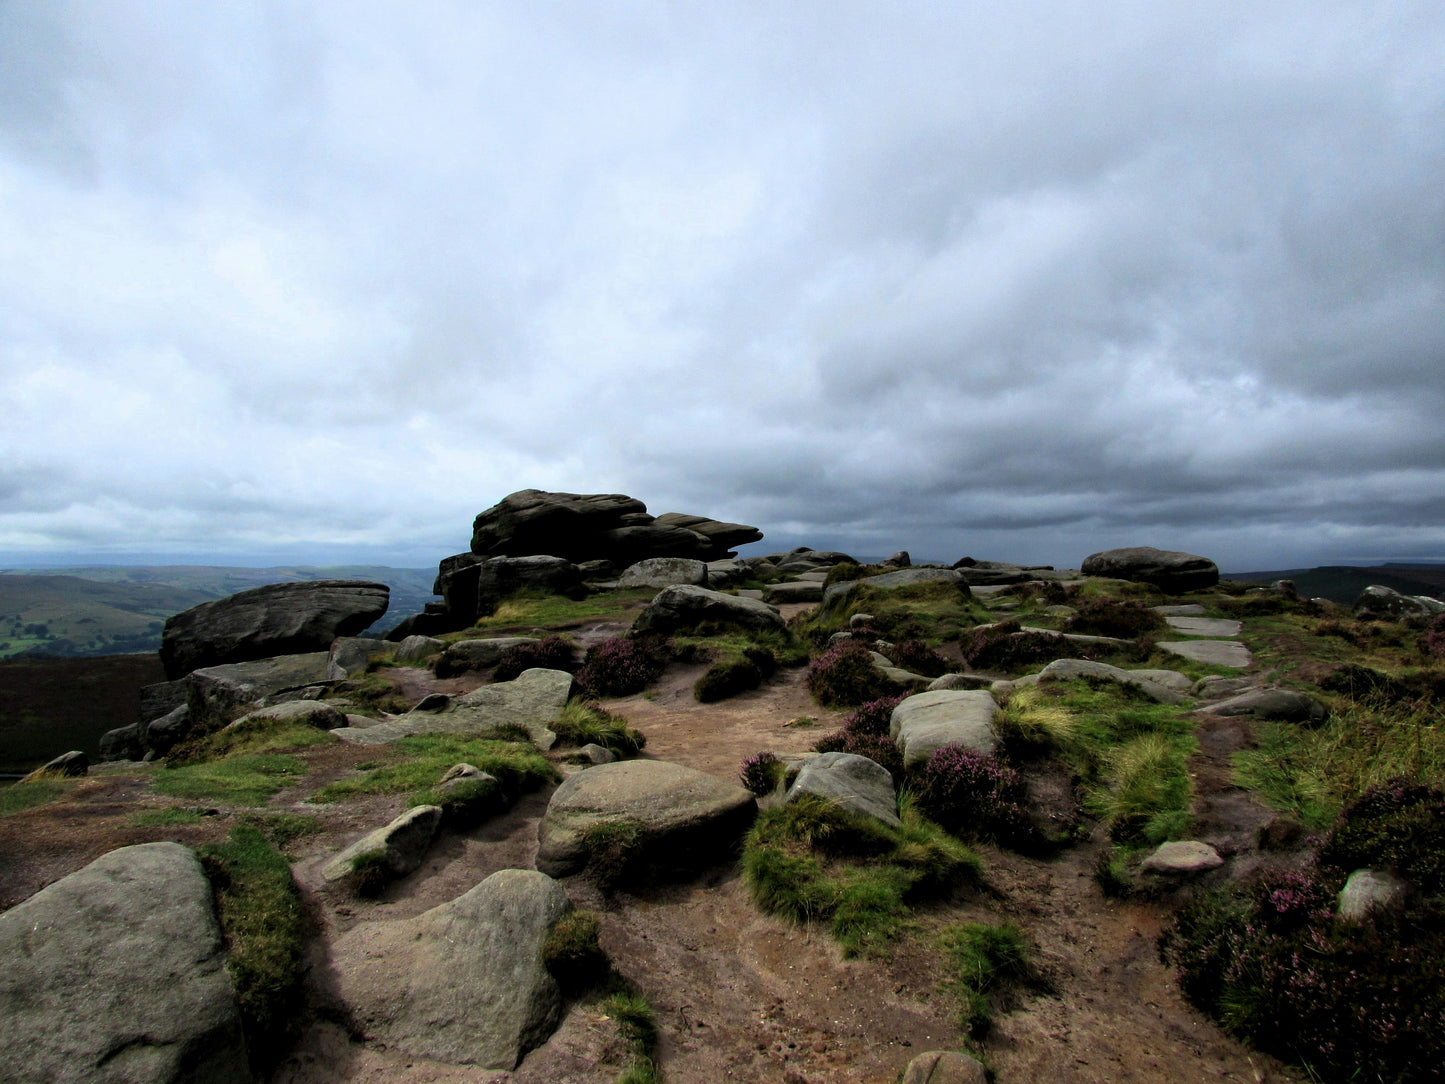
(629, 585, 787, 637)
(186, 652, 333, 734)
(1353, 584, 1445, 621)
(335, 869, 572, 1070)
(1080, 547, 1219, 593)
(327, 636, 392, 679)
(439, 636, 541, 675)
(536, 760, 757, 879)
(160, 580, 389, 680)
(785, 752, 900, 827)
(0, 843, 252, 1084)
(228, 699, 349, 733)
(890, 690, 999, 769)
(435, 554, 587, 626)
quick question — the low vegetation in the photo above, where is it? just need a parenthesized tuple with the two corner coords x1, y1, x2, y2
(941, 921, 1033, 1039)
(310, 734, 557, 810)
(806, 640, 902, 707)
(154, 753, 309, 806)
(197, 824, 307, 1073)
(492, 634, 579, 681)
(576, 636, 672, 698)
(0, 775, 73, 816)
(551, 700, 647, 757)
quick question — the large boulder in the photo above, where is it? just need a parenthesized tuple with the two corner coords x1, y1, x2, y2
(327, 636, 392, 680)
(890, 690, 999, 769)
(470, 490, 649, 559)
(435, 554, 586, 623)
(336, 869, 571, 1070)
(819, 568, 968, 621)
(1353, 584, 1445, 621)
(439, 636, 541, 675)
(536, 760, 757, 878)
(785, 752, 900, 828)
(1200, 688, 1328, 725)
(1025, 658, 1190, 704)
(617, 557, 709, 589)
(0, 843, 252, 1084)
(902, 1050, 988, 1084)
(651, 512, 763, 554)
(628, 585, 786, 637)
(1080, 547, 1219, 593)
(161, 580, 389, 680)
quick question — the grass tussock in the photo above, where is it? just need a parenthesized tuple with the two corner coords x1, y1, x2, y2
(552, 700, 646, 757)
(941, 921, 1033, 1038)
(197, 824, 307, 1073)
(743, 794, 979, 957)
(994, 685, 1076, 752)
(1085, 732, 1194, 843)
(310, 734, 557, 811)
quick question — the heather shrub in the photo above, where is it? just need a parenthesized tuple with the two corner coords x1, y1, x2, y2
(740, 751, 785, 796)
(823, 561, 866, 586)
(1063, 597, 1165, 639)
(575, 636, 670, 697)
(914, 744, 1034, 847)
(694, 656, 763, 702)
(492, 635, 577, 682)
(882, 638, 949, 677)
(813, 696, 905, 780)
(806, 640, 902, 707)
(1317, 777, 1445, 895)
(1161, 864, 1445, 1082)
(960, 621, 1098, 672)
(1418, 613, 1445, 660)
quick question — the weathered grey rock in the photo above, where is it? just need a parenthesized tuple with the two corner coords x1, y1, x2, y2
(99, 721, 145, 761)
(142, 703, 192, 753)
(1337, 868, 1409, 922)
(617, 557, 708, 589)
(414, 692, 451, 712)
(1194, 675, 1259, 699)
(1353, 584, 1445, 621)
(629, 584, 786, 637)
(161, 579, 389, 679)
(882, 551, 911, 568)
(229, 698, 349, 732)
(22, 750, 88, 780)
(440, 636, 540, 674)
(890, 690, 999, 769)
(1080, 547, 1219, 593)
(536, 760, 757, 878)
(850, 612, 876, 628)
(704, 558, 749, 587)
(1027, 658, 1189, 703)
(927, 672, 996, 691)
(765, 580, 825, 603)
(570, 743, 617, 766)
(1165, 615, 1243, 637)
(322, 805, 443, 884)
(0, 843, 251, 1084)
(327, 636, 392, 679)
(336, 869, 571, 1069)
(651, 511, 764, 554)
(1141, 840, 1224, 875)
(330, 667, 574, 748)
(785, 751, 900, 827)
(901, 1049, 988, 1084)
(951, 559, 1032, 586)
(1159, 639, 1252, 668)
(1154, 603, 1208, 616)
(186, 652, 333, 733)
(1200, 688, 1328, 725)
(139, 678, 189, 726)
(395, 634, 446, 663)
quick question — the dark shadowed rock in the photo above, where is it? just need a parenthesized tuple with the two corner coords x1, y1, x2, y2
(140, 678, 189, 726)
(629, 584, 786, 637)
(0, 843, 251, 1084)
(22, 750, 88, 780)
(1353, 584, 1445, 621)
(336, 869, 571, 1070)
(1200, 688, 1328, 725)
(439, 636, 541, 674)
(536, 760, 757, 878)
(99, 722, 145, 761)
(436, 554, 586, 623)
(160, 580, 389, 679)
(470, 489, 648, 558)
(651, 511, 764, 554)
(1080, 547, 1219, 592)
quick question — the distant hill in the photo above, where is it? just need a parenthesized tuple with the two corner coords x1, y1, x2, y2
(0, 566, 437, 659)
(1226, 563, 1445, 605)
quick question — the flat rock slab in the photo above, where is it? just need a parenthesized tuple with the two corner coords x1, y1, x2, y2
(629, 584, 786, 636)
(890, 690, 999, 769)
(1026, 658, 1190, 703)
(0, 842, 251, 1084)
(331, 667, 574, 748)
(536, 760, 757, 878)
(187, 651, 333, 731)
(1164, 615, 1242, 637)
(1153, 604, 1208, 616)
(229, 698, 348, 731)
(1200, 688, 1328, 725)
(1159, 640, 1253, 668)
(336, 868, 571, 1070)
(1141, 840, 1224, 875)
(785, 751, 900, 828)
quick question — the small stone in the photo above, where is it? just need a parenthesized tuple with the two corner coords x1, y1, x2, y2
(1337, 869, 1409, 922)
(1140, 840, 1224, 875)
(900, 1049, 988, 1084)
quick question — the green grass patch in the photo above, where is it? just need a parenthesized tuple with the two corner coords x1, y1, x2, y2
(154, 754, 308, 806)
(941, 921, 1033, 1038)
(552, 700, 646, 756)
(602, 991, 661, 1084)
(448, 588, 658, 633)
(1233, 697, 1445, 829)
(127, 806, 205, 828)
(239, 811, 325, 853)
(0, 777, 71, 816)
(793, 579, 989, 645)
(742, 794, 979, 957)
(197, 824, 306, 1072)
(328, 668, 414, 715)
(309, 734, 557, 810)
(174, 717, 336, 766)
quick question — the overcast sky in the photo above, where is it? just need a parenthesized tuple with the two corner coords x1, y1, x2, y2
(2, 1, 1443, 573)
